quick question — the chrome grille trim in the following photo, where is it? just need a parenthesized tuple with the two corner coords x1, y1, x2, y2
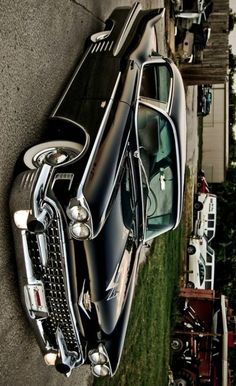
(26, 204, 84, 362)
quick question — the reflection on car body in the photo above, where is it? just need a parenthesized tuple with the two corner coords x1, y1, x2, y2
(10, 2, 187, 378)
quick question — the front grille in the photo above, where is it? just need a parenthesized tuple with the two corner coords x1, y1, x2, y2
(27, 217, 78, 352)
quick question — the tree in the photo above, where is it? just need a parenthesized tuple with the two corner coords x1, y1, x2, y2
(229, 11, 236, 32)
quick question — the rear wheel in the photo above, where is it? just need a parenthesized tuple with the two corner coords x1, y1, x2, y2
(171, 338, 184, 352)
(187, 245, 196, 255)
(23, 140, 83, 169)
(174, 369, 195, 386)
(186, 281, 195, 289)
(194, 201, 203, 211)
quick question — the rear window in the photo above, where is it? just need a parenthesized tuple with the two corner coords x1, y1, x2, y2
(206, 266, 212, 281)
(207, 230, 214, 240)
(206, 252, 212, 263)
(205, 281, 212, 290)
(208, 220, 214, 228)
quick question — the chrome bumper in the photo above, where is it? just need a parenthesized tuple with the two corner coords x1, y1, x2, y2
(10, 166, 85, 375)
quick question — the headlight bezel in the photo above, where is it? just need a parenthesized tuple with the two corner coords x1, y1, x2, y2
(70, 222, 91, 240)
(67, 197, 93, 241)
(88, 344, 111, 378)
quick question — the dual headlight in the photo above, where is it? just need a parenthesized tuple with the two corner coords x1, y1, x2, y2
(67, 199, 92, 240)
(88, 344, 111, 377)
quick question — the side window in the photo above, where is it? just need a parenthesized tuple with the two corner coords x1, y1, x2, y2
(136, 104, 177, 240)
(206, 251, 212, 263)
(205, 266, 212, 281)
(205, 282, 212, 290)
(208, 220, 214, 228)
(137, 104, 173, 178)
(198, 261, 205, 286)
(207, 230, 214, 240)
(140, 64, 171, 110)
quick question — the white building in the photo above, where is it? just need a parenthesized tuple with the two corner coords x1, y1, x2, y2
(202, 82, 229, 183)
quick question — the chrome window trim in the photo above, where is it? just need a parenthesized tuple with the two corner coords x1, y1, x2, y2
(134, 99, 182, 240)
(77, 72, 121, 197)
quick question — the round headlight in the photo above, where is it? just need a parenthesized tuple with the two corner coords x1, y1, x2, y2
(92, 364, 110, 377)
(44, 352, 57, 366)
(71, 222, 90, 240)
(70, 205, 89, 222)
(89, 350, 107, 365)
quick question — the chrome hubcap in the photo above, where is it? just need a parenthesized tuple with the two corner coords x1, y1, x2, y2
(46, 150, 68, 165)
(33, 147, 77, 167)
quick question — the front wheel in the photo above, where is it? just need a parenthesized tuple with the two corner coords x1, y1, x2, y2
(187, 245, 196, 255)
(194, 201, 203, 211)
(23, 140, 83, 169)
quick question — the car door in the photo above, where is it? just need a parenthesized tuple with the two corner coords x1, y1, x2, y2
(134, 60, 181, 241)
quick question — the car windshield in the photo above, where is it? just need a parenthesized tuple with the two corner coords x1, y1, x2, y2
(136, 103, 178, 240)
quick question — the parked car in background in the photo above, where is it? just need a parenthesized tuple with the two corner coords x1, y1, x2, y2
(187, 236, 215, 290)
(9, 3, 187, 379)
(197, 85, 212, 116)
(174, 0, 213, 63)
(175, 0, 213, 23)
(171, 293, 228, 386)
(194, 192, 217, 242)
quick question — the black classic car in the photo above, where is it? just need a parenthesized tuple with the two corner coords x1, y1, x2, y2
(10, 2, 187, 378)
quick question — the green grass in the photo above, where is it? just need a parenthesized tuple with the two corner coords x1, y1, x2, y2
(94, 169, 193, 386)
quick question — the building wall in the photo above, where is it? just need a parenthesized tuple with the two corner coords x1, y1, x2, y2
(202, 83, 228, 183)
